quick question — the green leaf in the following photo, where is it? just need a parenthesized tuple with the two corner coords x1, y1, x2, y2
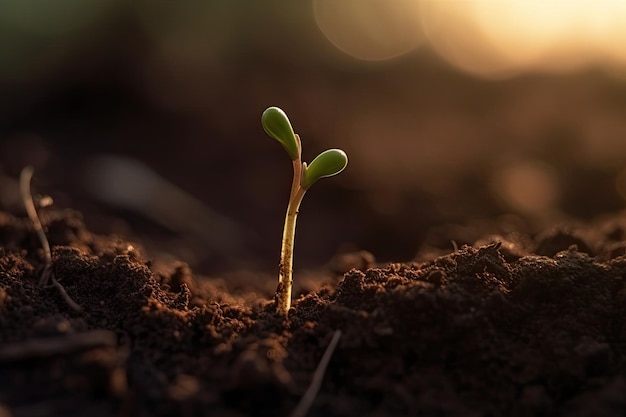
(301, 149, 348, 189)
(262, 107, 300, 160)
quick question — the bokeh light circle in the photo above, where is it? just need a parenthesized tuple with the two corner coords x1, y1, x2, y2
(313, 0, 424, 61)
(492, 161, 560, 216)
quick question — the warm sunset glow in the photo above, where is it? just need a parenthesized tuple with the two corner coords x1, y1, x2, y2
(315, 0, 626, 77)
(312, 0, 424, 61)
(470, 0, 626, 73)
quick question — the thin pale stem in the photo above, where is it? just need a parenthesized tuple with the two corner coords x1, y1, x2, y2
(275, 155, 305, 316)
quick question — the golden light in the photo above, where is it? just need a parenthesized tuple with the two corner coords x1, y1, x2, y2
(314, 0, 626, 77)
(471, 0, 626, 73)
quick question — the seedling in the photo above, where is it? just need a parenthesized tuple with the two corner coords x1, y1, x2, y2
(262, 106, 348, 316)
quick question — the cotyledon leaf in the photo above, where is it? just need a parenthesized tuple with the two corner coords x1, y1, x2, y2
(301, 149, 348, 190)
(261, 107, 300, 160)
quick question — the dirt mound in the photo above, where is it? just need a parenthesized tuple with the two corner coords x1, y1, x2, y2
(1, 209, 626, 416)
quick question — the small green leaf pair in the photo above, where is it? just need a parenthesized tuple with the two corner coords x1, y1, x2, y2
(262, 106, 348, 316)
(262, 107, 348, 190)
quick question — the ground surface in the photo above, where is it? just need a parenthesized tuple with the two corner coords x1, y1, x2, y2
(2, 207, 626, 417)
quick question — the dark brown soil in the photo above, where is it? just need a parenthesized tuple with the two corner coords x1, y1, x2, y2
(2, 207, 626, 417)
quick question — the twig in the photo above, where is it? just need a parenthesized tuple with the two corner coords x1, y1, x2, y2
(19, 166, 81, 312)
(20, 167, 52, 285)
(289, 330, 342, 417)
(49, 275, 82, 312)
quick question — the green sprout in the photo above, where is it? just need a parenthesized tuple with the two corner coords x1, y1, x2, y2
(262, 106, 348, 316)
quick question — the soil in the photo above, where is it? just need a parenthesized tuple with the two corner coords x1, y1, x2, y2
(2, 206, 626, 417)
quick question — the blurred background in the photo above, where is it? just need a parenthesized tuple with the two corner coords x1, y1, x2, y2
(1, 0, 626, 274)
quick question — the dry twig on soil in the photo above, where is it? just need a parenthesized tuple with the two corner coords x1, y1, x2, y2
(289, 330, 342, 417)
(19, 166, 81, 312)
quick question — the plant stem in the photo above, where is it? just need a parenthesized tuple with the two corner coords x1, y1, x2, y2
(276, 159, 306, 316)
